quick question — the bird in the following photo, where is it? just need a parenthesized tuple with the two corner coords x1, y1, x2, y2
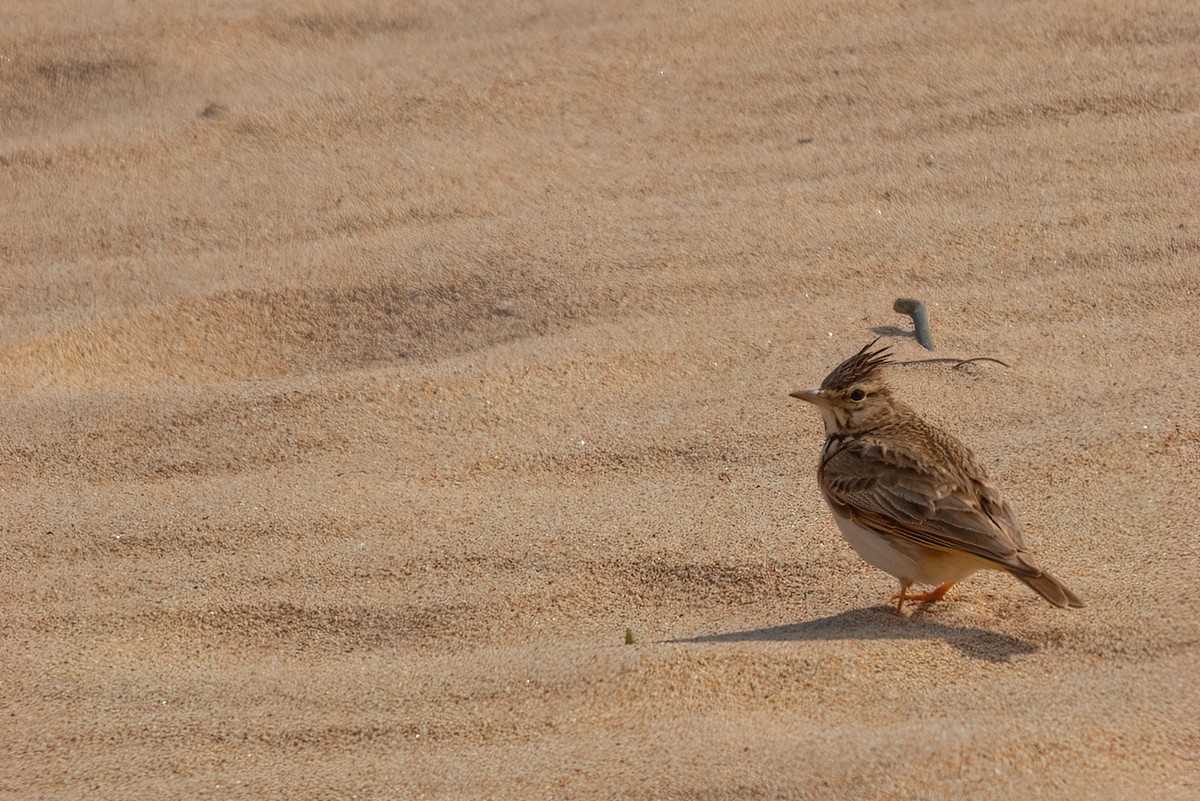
(789, 339, 1085, 614)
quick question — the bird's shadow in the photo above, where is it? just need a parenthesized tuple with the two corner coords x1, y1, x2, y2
(669, 606, 1037, 663)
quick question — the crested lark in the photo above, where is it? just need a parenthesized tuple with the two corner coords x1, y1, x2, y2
(790, 340, 1084, 614)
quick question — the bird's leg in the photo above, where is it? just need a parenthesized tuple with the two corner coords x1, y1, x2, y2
(903, 581, 957, 604)
(893, 580, 912, 615)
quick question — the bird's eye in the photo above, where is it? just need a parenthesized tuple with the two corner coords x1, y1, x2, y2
(849, 389, 866, 401)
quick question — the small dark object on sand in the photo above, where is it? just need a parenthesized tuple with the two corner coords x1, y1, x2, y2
(894, 298, 935, 351)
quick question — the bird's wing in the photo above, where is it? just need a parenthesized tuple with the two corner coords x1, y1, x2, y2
(821, 437, 1031, 571)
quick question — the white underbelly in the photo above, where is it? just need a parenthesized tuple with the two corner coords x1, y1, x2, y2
(832, 513, 985, 586)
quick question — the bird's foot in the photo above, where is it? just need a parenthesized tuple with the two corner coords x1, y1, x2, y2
(892, 581, 956, 613)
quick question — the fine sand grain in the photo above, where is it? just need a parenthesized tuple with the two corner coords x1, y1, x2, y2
(2, 1, 1198, 799)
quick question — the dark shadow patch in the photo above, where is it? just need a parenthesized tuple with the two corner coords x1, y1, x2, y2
(138, 601, 482, 651)
(869, 324, 918, 342)
(0, 46, 153, 133)
(10, 268, 606, 388)
(0, 384, 352, 483)
(264, 12, 422, 44)
(35, 57, 142, 89)
(671, 606, 1038, 663)
(608, 557, 796, 607)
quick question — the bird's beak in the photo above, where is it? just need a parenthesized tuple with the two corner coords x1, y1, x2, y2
(789, 388, 824, 405)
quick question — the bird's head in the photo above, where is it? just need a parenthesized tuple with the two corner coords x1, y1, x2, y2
(790, 340, 895, 434)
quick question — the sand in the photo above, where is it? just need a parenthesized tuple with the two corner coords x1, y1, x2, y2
(2, 1, 1198, 798)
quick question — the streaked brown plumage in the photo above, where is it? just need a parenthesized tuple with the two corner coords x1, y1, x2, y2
(790, 340, 1085, 613)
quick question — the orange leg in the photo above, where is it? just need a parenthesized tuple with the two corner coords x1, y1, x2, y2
(903, 581, 957, 604)
(892, 581, 956, 613)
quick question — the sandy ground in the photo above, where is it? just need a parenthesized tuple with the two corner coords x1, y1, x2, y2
(2, 1, 1199, 798)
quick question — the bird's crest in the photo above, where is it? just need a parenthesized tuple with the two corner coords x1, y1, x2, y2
(820, 339, 893, 391)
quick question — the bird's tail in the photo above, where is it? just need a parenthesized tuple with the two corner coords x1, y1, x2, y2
(1015, 570, 1086, 609)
